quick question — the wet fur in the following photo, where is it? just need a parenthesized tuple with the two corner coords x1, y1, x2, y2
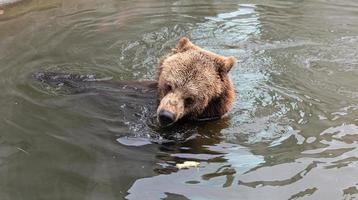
(157, 37, 236, 121)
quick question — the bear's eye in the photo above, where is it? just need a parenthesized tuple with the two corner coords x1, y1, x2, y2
(184, 96, 194, 106)
(164, 83, 172, 93)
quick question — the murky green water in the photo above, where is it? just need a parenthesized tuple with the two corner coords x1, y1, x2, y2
(1, 0, 358, 199)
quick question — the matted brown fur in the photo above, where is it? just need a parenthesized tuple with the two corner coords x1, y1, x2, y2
(157, 37, 236, 124)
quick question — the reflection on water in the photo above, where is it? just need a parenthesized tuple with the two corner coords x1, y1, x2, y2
(0, 0, 358, 200)
(128, 142, 264, 199)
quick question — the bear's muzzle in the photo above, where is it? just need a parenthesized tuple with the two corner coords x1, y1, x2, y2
(157, 92, 184, 126)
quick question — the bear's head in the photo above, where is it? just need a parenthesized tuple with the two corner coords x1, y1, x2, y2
(156, 37, 236, 126)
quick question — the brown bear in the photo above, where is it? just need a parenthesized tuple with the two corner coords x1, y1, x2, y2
(156, 37, 236, 126)
(33, 37, 236, 128)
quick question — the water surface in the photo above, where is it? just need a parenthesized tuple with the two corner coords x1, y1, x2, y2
(0, 0, 358, 199)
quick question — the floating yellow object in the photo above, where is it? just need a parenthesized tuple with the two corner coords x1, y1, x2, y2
(176, 161, 200, 169)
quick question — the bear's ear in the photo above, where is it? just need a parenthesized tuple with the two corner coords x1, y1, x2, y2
(174, 37, 195, 52)
(218, 56, 236, 74)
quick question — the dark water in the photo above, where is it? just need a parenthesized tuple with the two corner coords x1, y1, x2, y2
(1, 0, 358, 199)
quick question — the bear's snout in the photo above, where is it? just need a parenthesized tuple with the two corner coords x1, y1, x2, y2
(157, 92, 185, 126)
(158, 110, 176, 126)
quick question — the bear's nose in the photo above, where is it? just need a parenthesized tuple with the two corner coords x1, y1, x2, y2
(158, 110, 176, 126)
